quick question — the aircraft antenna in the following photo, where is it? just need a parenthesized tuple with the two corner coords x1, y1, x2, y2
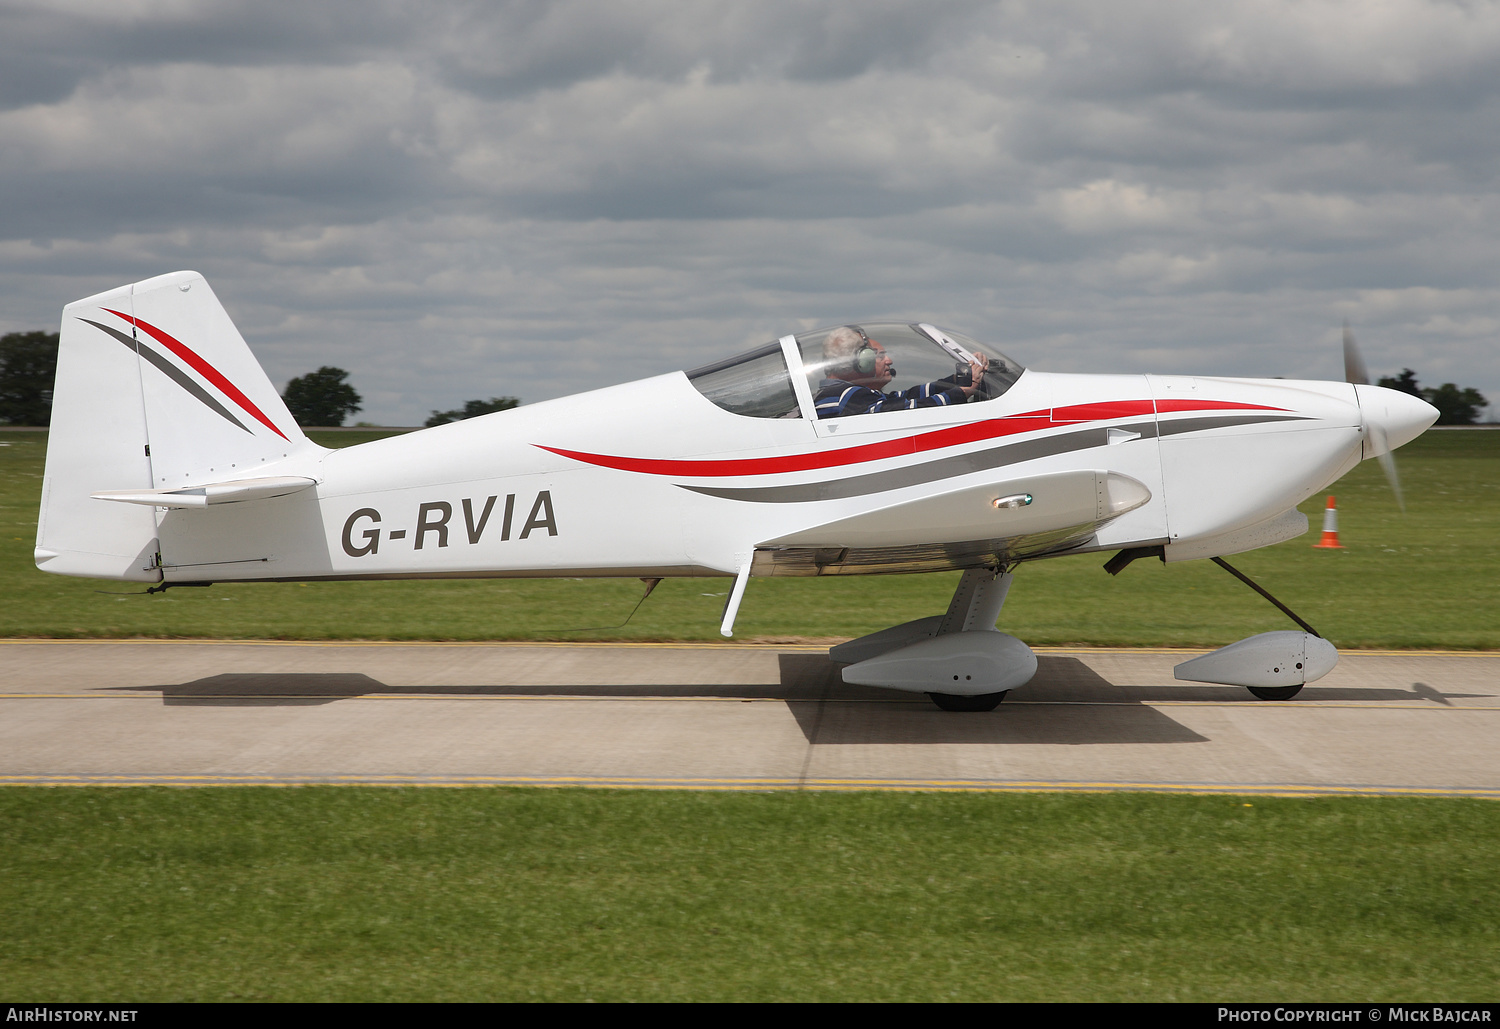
(533, 577, 663, 633)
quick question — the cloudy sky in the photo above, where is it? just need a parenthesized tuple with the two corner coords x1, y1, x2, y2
(2, 0, 1496, 424)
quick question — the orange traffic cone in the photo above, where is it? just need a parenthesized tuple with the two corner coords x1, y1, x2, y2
(1312, 495, 1343, 549)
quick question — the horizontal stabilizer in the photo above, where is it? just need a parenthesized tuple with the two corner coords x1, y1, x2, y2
(92, 476, 316, 508)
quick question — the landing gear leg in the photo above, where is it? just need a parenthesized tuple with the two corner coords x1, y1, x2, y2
(1210, 556, 1323, 702)
(1209, 556, 1324, 637)
(923, 566, 1028, 712)
(1165, 557, 1338, 699)
(835, 566, 1038, 711)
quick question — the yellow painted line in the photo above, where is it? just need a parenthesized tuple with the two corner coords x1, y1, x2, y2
(0, 696, 897, 705)
(1, 773, 1496, 798)
(2, 693, 1496, 708)
(1038, 647, 1500, 658)
(0, 638, 830, 652)
(1089, 701, 1500, 709)
(3, 692, 1497, 709)
(0, 639, 1493, 657)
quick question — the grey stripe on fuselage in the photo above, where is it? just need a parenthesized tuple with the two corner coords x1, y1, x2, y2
(78, 318, 254, 435)
(679, 413, 1309, 504)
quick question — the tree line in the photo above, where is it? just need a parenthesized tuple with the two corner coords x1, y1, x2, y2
(1374, 369, 1489, 426)
(278, 366, 519, 427)
(0, 331, 59, 426)
(0, 334, 520, 427)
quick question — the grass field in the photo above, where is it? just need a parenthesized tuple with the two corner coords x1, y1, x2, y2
(1, 427, 1496, 647)
(2, 787, 1498, 1002)
(4, 432, 1496, 1003)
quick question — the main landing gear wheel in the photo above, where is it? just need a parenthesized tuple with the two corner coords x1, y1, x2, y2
(927, 691, 1009, 712)
(1247, 684, 1303, 701)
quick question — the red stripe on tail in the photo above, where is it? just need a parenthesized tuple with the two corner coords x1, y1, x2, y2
(105, 309, 290, 441)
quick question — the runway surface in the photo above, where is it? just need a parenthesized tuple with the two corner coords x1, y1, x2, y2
(2, 640, 1497, 797)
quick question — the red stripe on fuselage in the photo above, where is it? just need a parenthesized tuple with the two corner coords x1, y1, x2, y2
(105, 309, 290, 441)
(538, 399, 1282, 478)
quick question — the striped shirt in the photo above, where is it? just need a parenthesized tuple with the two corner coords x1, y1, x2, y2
(814, 377, 967, 419)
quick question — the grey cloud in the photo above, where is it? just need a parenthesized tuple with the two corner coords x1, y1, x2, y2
(0, 1, 418, 110)
(0, 60, 437, 239)
(432, 0, 998, 97)
(990, 1, 1500, 105)
(0, 1, 1495, 424)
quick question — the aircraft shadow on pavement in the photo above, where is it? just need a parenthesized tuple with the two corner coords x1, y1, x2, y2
(119, 673, 829, 705)
(781, 654, 1211, 746)
(778, 656, 1488, 745)
(124, 673, 394, 706)
(117, 658, 1475, 724)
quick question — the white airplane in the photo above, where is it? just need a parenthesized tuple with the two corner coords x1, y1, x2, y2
(36, 270, 1438, 710)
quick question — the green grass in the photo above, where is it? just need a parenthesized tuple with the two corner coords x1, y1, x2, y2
(2, 428, 1496, 647)
(1, 788, 1496, 1001)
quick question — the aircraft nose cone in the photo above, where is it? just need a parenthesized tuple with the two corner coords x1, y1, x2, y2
(1354, 384, 1440, 457)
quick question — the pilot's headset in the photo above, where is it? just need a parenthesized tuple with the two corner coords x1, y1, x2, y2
(847, 326, 880, 376)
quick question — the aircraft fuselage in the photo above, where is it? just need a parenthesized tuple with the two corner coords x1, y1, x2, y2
(151, 367, 1406, 584)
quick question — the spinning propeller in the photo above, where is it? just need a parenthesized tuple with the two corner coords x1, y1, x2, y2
(1342, 324, 1404, 512)
(1341, 324, 1437, 513)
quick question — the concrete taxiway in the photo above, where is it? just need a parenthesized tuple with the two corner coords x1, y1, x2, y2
(1, 640, 1497, 797)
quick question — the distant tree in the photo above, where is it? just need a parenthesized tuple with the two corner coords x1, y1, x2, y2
(1424, 382, 1488, 426)
(1376, 368, 1488, 425)
(425, 396, 520, 427)
(1377, 368, 1422, 397)
(283, 366, 362, 427)
(0, 330, 60, 426)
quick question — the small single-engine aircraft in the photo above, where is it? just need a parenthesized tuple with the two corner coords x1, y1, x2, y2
(37, 271, 1438, 710)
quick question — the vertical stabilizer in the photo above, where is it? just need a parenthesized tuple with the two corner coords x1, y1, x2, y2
(127, 271, 309, 486)
(37, 271, 323, 581)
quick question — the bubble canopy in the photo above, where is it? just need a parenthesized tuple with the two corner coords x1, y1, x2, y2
(685, 323, 1023, 419)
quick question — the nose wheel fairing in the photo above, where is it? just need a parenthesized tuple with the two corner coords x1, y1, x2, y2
(1174, 631, 1339, 694)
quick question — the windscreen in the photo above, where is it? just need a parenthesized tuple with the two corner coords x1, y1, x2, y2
(685, 341, 800, 419)
(922, 324, 1024, 396)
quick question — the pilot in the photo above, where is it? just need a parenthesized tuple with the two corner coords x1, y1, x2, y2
(814, 326, 988, 419)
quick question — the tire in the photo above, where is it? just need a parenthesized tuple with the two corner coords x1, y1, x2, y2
(1247, 684, 1303, 701)
(927, 691, 1008, 712)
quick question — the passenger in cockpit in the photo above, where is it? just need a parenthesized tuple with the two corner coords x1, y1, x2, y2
(814, 326, 988, 418)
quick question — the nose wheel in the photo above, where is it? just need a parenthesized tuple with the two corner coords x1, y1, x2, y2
(1247, 684, 1303, 701)
(927, 691, 1009, 712)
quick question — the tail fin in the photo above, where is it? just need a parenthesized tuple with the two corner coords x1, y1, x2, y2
(37, 270, 320, 580)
